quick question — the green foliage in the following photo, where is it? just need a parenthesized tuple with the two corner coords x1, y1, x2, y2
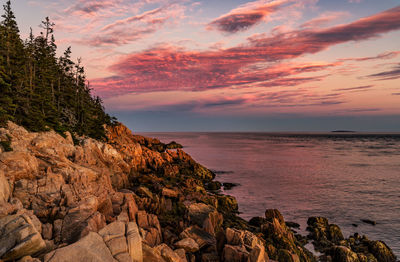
(0, 1, 115, 140)
(0, 134, 12, 152)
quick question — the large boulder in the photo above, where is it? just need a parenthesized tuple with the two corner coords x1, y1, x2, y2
(44, 232, 115, 262)
(98, 221, 143, 262)
(174, 238, 199, 253)
(186, 203, 223, 236)
(368, 241, 396, 262)
(329, 246, 359, 262)
(0, 213, 46, 261)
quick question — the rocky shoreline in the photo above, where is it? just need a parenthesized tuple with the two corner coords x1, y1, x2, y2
(0, 122, 397, 262)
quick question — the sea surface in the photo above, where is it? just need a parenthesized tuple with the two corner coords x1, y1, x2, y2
(142, 132, 400, 256)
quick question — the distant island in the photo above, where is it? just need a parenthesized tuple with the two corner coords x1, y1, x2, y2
(331, 130, 356, 133)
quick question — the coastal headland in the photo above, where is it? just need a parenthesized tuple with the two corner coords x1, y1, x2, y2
(0, 122, 397, 262)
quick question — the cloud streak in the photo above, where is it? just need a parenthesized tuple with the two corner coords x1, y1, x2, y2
(91, 6, 400, 97)
(207, 0, 293, 33)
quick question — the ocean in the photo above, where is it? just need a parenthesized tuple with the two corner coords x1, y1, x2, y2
(142, 132, 400, 256)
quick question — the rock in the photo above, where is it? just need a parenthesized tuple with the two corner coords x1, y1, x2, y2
(368, 241, 396, 262)
(174, 238, 200, 253)
(186, 203, 223, 235)
(142, 243, 166, 262)
(42, 223, 53, 240)
(286, 222, 300, 229)
(17, 256, 41, 262)
(361, 219, 376, 226)
(278, 249, 300, 262)
(329, 246, 359, 262)
(166, 141, 183, 149)
(248, 217, 267, 227)
(162, 188, 179, 198)
(265, 209, 285, 224)
(222, 245, 249, 262)
(222, 182, 239, 190)
(180, 226, 216, 249)
(174, 249, 187, 262)
(201, 252, 219, 262)
(61, 197, 99, 243)
(0, 170, 10, 203)
(0, 213, 46, 261)
(307, 216, 344, 247)
(205, 181, 221, 191)
(127, 222, 143, 262)
(136, 210, 162, 247)
(155, 244, 183, 262)
(44, 232, 115, 262)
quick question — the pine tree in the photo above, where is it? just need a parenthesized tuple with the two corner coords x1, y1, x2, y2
(0, 1, 115, 139)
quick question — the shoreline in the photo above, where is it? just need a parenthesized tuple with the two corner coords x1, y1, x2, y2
(0, 122, 397, 262)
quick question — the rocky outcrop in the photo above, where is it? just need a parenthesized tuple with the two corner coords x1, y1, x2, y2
(308, 217, 396, 262)
(0, 122, 396, 262)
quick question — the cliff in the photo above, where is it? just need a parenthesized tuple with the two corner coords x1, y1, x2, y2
(0, 122, 396, 262)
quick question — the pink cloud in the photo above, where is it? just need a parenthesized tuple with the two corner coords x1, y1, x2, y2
(300, 11, 349, 28)
(92, 5, 400, 97)
(207, 0, 294, 33)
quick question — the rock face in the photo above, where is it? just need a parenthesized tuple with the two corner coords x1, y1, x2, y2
(0, 212, 46, 261)
(0, 122, 397, 262)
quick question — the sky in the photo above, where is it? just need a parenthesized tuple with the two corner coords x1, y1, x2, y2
(10, 0, 400, 131)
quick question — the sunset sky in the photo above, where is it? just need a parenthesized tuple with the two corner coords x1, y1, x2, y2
(12, 0, 400, 131)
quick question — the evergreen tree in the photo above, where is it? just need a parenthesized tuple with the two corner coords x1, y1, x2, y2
(0, 0, 115, 139)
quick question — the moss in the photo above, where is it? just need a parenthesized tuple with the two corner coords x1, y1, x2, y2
(0, 134, 12, 152)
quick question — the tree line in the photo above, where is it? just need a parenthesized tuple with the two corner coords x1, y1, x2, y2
(0, 1, 116, 140)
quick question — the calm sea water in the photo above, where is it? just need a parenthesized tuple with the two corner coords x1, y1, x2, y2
(142, 132, 400, 256)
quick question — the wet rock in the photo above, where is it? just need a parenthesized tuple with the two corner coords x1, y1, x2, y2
(174, 238, 200, 253)
(205, 181, 222, 191)
(360, 219, 376, 226)
(286, 222, 300, 229)
(222, 182, 239, 190)
(249, 217, 267, 227)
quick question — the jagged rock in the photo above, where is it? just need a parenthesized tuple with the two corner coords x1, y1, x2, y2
(174, 249, 187, 262)
(61, 196, 101, 243)
(278, 249, 300, 262)
(136, 210, 162, 247)
(329, 246, 359, 262)
(368, 241, 396, 262)
(155, 243, 183, 262)
(222, 244, 249, 262)
(174, 238, 200, 252)
(180, 226, 216, 249)
(44, 232, 115, 262)
(142, 243, 167, 262)
(162, 188, 179, 198)
(307, 217, 344, 248)
(42, 223, 53, 240)
(0, 213, 46, 261)
(186, 203, 223, 236)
